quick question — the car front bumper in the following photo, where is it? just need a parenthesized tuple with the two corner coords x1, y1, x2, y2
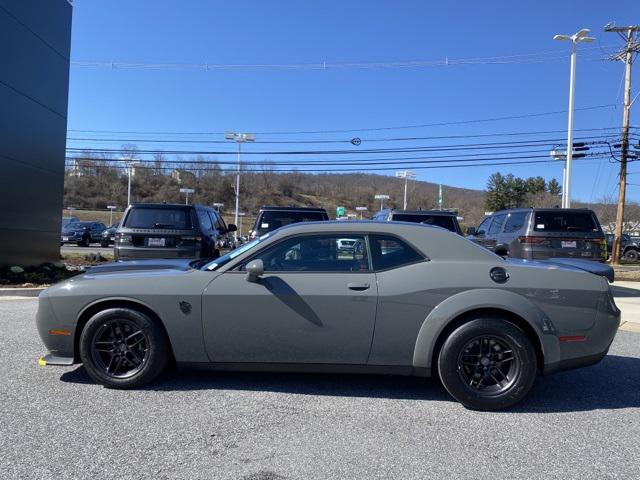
(36, 290, 76, 363)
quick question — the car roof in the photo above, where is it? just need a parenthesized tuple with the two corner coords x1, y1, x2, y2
(490, 207, 596, 215)
(128, 203, 200, 209)
(387, 209, 458, 216)
(259, 205, 327, 212)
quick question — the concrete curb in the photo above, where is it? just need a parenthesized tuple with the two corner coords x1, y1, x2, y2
(0, 287, 45, 297)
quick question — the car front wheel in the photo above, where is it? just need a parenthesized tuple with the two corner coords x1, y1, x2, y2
(624, 249, 639, 261)
(437, 317, 537, 411)
(79, 308, 170, 389)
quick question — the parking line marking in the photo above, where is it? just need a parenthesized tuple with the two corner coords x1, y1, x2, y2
(619, 321, 640, 333)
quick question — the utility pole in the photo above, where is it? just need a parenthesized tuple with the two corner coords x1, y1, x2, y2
(606, 24, 640, 265)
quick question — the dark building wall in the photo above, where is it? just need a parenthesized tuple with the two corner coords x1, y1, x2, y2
(0, 1, 72, 266)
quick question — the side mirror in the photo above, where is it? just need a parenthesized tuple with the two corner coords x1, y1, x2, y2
(227, 224, 237, 233)
(245, 259, 264, 282)
(466, 227, 476, 236)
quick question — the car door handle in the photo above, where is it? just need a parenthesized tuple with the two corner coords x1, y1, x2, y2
(347, 283, 370, 291)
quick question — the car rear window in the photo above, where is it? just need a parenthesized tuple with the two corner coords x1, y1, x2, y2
(533, 211, 600, 233)
(255, 210, 328, 235)
(392, 213, 457, 232)
(124, 208, 192, 229)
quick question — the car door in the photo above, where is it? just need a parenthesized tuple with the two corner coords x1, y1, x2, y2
(201, 233, 377, 364)
(469, 216, 493, 248)
(484, 214, 506, 251)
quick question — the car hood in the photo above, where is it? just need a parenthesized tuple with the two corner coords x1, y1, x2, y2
(86, 259, 195, 275)
(506, 258, 614, 283)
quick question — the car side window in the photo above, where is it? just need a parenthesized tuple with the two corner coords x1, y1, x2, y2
(488, 214, 506, 235)
(244, 234, 370, 272)
(369, 234, 424, 271)
(503, 212, 528, 233)
(197, 210, 213, 232)
(476, 217, 492, 235)
(209, 211, 225, 232)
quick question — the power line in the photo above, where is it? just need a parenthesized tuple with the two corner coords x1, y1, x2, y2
(66, 105, 617, 136)
(64, 134, 620, 157)
(64, 154, 610, 174)
(65, 126, 629, 145)
(70, 45, 614, 72)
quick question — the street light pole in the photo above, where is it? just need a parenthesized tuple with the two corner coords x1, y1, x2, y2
(225, 132, 255, 242)
(395, 171, 416, 210)
(553, 28, 595, 208)
(125, 161, 139, 206)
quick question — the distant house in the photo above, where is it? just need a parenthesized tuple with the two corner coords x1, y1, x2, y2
(171, 169, 196, 185)
(68, 159, 98, 177)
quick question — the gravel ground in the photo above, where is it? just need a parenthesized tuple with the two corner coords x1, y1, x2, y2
(1, 299, 639, 480)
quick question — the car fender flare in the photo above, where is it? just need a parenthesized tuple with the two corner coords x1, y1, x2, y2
(412, 288, 560, 370)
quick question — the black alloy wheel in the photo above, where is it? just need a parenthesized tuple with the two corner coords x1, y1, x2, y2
(437, 317, 537, 411)
(79, 308, 170, 388)
(456, 335, 520, 395)
(90, 318, 149, 379)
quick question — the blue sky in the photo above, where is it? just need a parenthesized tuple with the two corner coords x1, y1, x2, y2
(67, 0, 640, 202)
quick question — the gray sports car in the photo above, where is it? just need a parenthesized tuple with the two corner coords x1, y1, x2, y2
(36, 221, 620, 410)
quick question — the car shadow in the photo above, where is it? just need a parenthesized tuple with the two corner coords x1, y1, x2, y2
(611, 285, 640, 298)
(59, 354, 640, 413)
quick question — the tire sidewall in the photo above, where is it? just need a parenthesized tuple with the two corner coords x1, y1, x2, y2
(437, 317, 537, 411)
(79, 308, 169, 389)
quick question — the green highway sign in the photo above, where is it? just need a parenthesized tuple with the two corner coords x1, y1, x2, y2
(336, 206, 346, 217)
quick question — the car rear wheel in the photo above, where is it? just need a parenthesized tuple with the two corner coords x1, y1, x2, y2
(100, 240, 110, 248)
(79, 308, 170, 389)
(437, 317, 537, 411)
(78, 235, 90, 247)
(624, 249, 639, 261)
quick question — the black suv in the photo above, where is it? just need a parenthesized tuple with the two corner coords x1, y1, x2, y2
(114, 203, 236, 260)
(250, 206, 329, 238)
(61, 221, 107, 247)
(371, 209, 463, 235)
(467, 208, 606, 261)
(605, 233, 640, 261)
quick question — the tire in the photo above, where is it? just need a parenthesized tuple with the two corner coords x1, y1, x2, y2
(79, 235, 90, 247)
(623, 249, 639, 261)
(79, 308, 170, 389)
(437, 317, 537, 411)
(100, 240, 110, 248)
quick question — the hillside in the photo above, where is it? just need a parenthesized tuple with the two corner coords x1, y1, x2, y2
(64, 170, 488, 226)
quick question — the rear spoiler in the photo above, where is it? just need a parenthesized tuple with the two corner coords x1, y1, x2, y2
(542, 258, 614, 283)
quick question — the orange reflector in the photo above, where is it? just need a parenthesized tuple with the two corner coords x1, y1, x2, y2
(559, 335, 587, 342)
(48, 329, 71, 336)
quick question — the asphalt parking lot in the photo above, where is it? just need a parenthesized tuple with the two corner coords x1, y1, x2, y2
(1, 298, 639, 480)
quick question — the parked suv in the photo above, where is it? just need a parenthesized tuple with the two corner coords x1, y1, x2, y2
(250, 206, 329, 238)
(61, 221, 107, 247)
(371, 209, 463, 235)
(100, 223, 119, 248)
(605, 233, 640, 261)
(114, 203, 236, 260)
(467, 208, 606, 261)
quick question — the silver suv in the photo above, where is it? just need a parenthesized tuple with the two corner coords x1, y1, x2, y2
(467, 208, 606, 262)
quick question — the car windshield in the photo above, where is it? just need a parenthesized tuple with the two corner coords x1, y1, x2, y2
(392, 213, 457, 232)
(201, 234, 270, 271)
(123, 208, 192, 229)
(254, 211, 327, 235)
(65, 221, 92, 229)
(533, 212, 600, 233)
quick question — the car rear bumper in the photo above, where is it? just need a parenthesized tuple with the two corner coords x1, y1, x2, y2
(115, 246, 197, 260)
(543, 290, 621, 375)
